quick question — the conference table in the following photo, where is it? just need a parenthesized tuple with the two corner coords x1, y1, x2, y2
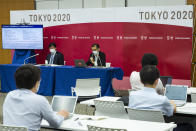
(0, 64, 124, 96)
(80, 96, 196, 115)
(41, 114, 176, 131)
(80, 96, 196, 129)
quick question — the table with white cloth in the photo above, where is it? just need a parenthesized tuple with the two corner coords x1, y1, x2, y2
(80, 96, 196, 128)
(80, 97, 196, 114)
(41, 114, 176, 131)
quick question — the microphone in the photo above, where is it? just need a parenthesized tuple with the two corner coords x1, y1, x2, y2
(24, 54, 39, 64)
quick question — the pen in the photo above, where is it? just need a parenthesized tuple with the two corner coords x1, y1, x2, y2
(74, 117, 79, 121)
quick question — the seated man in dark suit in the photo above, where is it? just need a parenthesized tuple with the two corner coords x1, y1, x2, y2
(86, 43, 106, 67)
(46, 43, 64, 65)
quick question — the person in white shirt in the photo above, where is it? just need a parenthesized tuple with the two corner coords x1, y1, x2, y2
(3, 64, 69, 131)
(129, 65, 176, 117)
(130, 53, 164, 95)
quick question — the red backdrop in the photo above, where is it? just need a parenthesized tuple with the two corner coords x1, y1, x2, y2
(35, 22, 192, 79)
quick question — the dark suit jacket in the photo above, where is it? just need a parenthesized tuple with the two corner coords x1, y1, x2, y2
(86, 51, 106, 66)
(46, 51, 64, 65)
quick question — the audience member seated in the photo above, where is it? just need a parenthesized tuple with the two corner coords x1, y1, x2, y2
(129, 65, 176, 117)
(130, 53, 164, 95)
(3, 64, 69, 131)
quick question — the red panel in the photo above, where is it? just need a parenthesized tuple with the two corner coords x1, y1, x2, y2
(35, 22, 192, 79)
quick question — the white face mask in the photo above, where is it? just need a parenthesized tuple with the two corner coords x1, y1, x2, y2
(93, 51, 98, 55)
(50, 49, 56, 53)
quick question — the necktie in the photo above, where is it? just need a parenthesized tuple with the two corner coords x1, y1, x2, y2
(49, 54, 54, 64)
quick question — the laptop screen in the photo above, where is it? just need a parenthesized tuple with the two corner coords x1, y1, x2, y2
(165, 85, 188, 101)
(74, 59, 87, 67)
(51, 96, 77, 113)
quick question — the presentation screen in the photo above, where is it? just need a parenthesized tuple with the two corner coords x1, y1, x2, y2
(2, 25, 43, 49)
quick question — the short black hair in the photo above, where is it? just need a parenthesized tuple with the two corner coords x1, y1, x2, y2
(14, 64, 41, 89)
(141, 53, 158, 67)
(92, 43, 100, 49)
(49, 43, 56, 48)
(140, 65, 160, 85)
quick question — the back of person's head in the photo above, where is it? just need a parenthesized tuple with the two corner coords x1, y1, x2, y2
(141, 53, 158, 67)
(49, 42, 56, 48)
(14, 64, 41, 89)
(92, 43, 100, 49)
(140, 65, 160, 85)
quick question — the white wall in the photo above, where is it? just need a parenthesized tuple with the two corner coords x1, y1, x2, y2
(128, 0, 156, 6)
(104, 0, 125, 7)
(35, 0, 126, 10)
(156, 0, 186, 6)
(84, 0, 102, 8)
(59, 0, 83, 9)
(35, 0, 186, 10)
(127, 0, 186, 7)
(35, 0, 83, 10)
(36, 0, 59, 9)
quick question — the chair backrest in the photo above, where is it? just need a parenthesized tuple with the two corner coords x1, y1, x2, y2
(127, 108, 165, 123)
(76, 78, 100, 87)
(0, 125, 27, 131)
(94, 100, 128, 119)
(87, 125, 127, 131)
(191, 93, 196, 103)
(160, 76, 172, 87)
(112, 77, 131, 90)
(172, 79, 191, 87)
(74, 78, 101, 96)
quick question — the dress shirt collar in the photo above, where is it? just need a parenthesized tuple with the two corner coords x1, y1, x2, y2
(142, 87, 157, 93)
(18, 88, 35, 94)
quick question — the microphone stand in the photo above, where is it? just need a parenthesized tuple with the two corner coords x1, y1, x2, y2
(24, 54, 39, 64)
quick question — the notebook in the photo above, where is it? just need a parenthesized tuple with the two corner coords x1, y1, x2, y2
(165, 85, 188, 107)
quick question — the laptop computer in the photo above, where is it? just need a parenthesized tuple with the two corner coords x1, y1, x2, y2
(51, 96, 78, 117)
(165, 85, 188, 107)
(74, 59, 87, 68)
